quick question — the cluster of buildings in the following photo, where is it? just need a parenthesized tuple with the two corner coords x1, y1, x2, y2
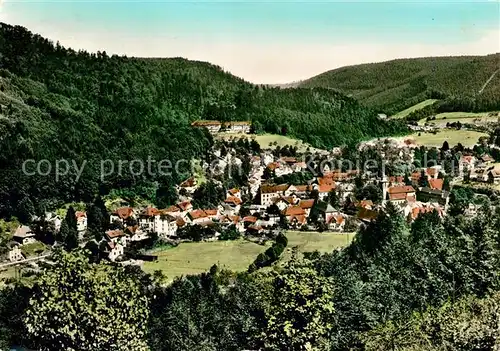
(191, 120, 251, 135)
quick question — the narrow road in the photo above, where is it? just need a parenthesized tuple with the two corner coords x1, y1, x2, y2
(0, 254, 51, 269)
(479, 68, 499, 94)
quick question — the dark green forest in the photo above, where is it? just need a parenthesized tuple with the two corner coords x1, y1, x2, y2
(300, 54, 500, 115)
(0, 23, 405, 219)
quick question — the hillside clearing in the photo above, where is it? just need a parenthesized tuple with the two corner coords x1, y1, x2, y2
(142, 239, 270, 279)
(409, 130, 487, 147)
(142, 231, 355, 281)
(216, 133, 319, 152)
(391, 99, 438, 119)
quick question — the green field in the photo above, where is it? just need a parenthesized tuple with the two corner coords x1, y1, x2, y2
(391, 99, 438, 119)
(143, 231, 355, 280)
(409, 130, 488, 147)
(286, 231, 355, 253)
(216, 133, 318, 152)
(419, 111, 499, 125)
(142, 239, 270, 279)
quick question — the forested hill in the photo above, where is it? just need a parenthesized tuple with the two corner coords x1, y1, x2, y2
(299, 54, 500, 115)
(0, 23, 405, 218)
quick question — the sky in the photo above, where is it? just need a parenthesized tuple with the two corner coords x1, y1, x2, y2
(0, 0, 499, 83)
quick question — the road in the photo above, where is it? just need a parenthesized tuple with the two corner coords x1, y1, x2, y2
(0, 254, 51, 269)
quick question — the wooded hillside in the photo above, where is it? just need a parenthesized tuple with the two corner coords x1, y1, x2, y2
(300, 54, 500, 115)
(0, 23, 405, 218)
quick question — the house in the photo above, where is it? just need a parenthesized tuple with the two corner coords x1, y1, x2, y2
(187, 210, 210, 224)
(242, 216, 258, 227)
(298, 199, 315, 216)
(274, 196, 297, 211)
(224, 196, 242, 210)
(317, 184, 335, 200)
(125, 226, 150, 242)
(191, 120, 222, 134)
(75, 211, 87, 232)
(282, 205, 307, 228)
(105, 229, 127, 245)
(179, 177, 198, 194)
(418, 187, 450, 206)
(227, 188, 241, 199)
(176, 201, 193, 217)
(487, 166, 500, 184)
(110, 207, 135, 224)
(260, 184, 289, 206)
(138, 207, 160, 232)
(481, 154, 494, 164)
(428, 178, 444, 191)
(13, 225, 36, 245)
(357, 200, 374, 210)
(386, 185, 416, 205)
(8, 243, 24, 262)
(404, 202, 444, 222)
(426, 167, 440, 179)
(223, 121, 251, 133)
(327, 214, 346, 231)
(107, 241, 124, 262)
(357, 208, 378, 223)
(219, 215, 245, 232)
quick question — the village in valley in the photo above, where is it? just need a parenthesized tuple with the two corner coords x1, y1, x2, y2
(2, 114, 500, 280)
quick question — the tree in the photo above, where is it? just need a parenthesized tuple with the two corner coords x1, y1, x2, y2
(441, 140, 450, 151)
(262, 260, 335, 350)
(327, 189, 340, 209)
(24, 250, 150, 350)
(58, 207, 78, 250)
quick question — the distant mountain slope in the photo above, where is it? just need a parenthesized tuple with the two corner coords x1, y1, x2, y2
(0, 23, 405, 219)
(299, 54, 500, 115)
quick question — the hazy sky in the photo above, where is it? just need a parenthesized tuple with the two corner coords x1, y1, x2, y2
(1, 0, 499, 83)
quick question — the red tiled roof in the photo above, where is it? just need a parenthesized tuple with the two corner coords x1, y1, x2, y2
(204, 209, 218, 216)
(274, 196, 295, 205)
(388, 192, 408, 201)
(106, 229, 125, 239)
(428, 178, 444, 191)
(328, 214, 345, 224)
(318, 184, 335, 193)
(176, 217, 186, 227)
(177, 201, 192, 211)
(165, 205, 180, 214)
(228, 188, 240, 196)
(225, 196, 243, 205)
(113, 207, 134, 220)
(261, 184, 289, 194)
(299, 199, 315, 209)
(283, 206, 306, 216)
(142, 207, 160, 217)
(191, 120, 221, 127)
(357, 208, 378, 221)
(426, 168, 438, 177)
(388, 185, 415, 194)
(242, 216, 257, 223)
(318, 177, 336, 186)
(288, 214, 306, 224)
(358, 200, 373, 209)
(75, 211, 86, 219)
(280, 157, 297, 164)
(189, 210, 207, 220)
(294, 185, 311, 192)
(180, 177, 196, 188)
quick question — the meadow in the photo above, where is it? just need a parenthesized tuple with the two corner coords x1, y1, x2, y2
(409, 130, 487, 148)
(391, 99, 438, 119)
(142, 231, 355, 280)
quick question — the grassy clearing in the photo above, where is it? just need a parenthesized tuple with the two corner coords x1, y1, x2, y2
(216, 133, 317, 152)
(142, 239, 270, 279)
(286, 231, 355, 253)
(408, 130, 487, 148)
(21, 242, 47, 258)
(418, 111, 499, 125)
(391, 99, 438, 119)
